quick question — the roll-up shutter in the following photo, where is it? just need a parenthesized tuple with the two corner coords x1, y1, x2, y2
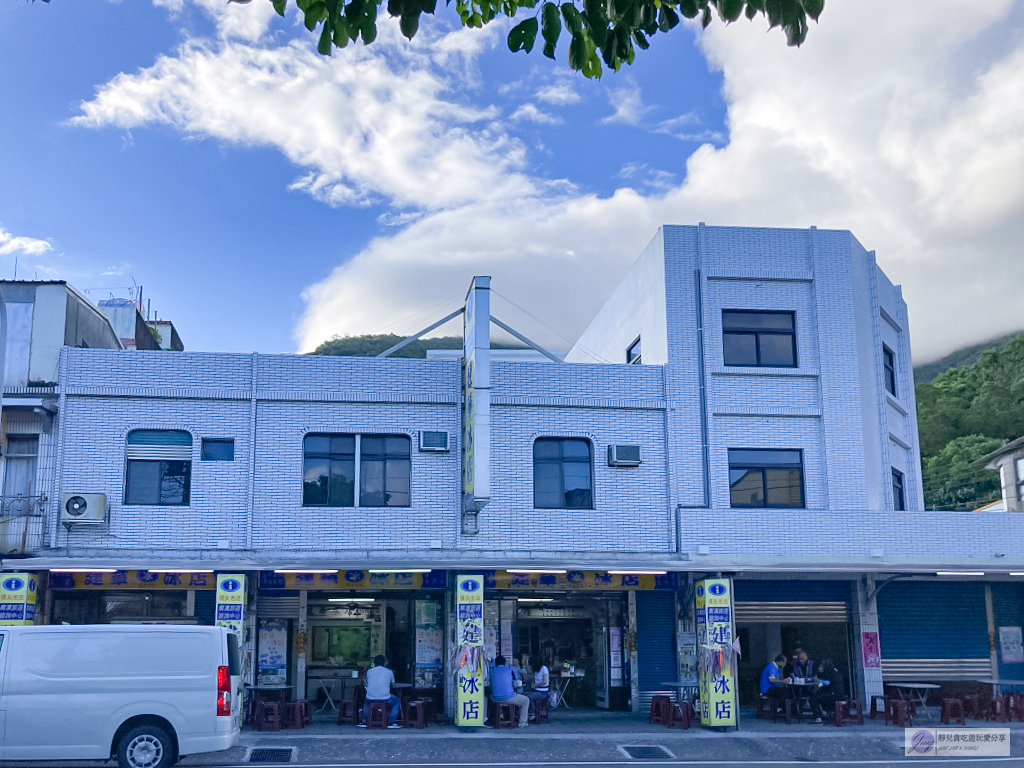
(636, 591, 676, 711)
(258, 594, 300, 618)
(194, 589, 216, 625)
(877, 582, 989, 681)
(733, 580, 851, 623)
(126, 429, 193, 461)
(992, 583, 1024, 679)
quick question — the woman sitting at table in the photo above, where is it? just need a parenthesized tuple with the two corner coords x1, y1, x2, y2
(811, 657, 845, 721)
(525, 654, 550, 715)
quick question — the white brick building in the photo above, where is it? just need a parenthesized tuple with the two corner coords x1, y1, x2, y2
(9, 226, 1024, 718)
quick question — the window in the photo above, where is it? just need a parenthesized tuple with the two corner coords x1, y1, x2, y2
(892, 468, 905, 511)
(722, 311, 796, 367)
(201, 438, 235, 462)
(303, 434, 411, 508)
(883, 345, 897, 396)
(125, 430, 192, 506)
(728, 449, 804, 508)
(1015, 458, 1024, 502)
(3, 436, 38, 498)
(534, 438, 593, 509)
(359, 435, 411, 507)
(627, 336, 642, 365)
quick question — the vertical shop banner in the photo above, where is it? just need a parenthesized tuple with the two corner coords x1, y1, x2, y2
(215, 574, 246, 636)
(258, 620, 288, 685)
(861, 631, 881, 668)
(695, 578, 737, 728)
(0, 573, 36, 625)
(455, 575, 485, 726)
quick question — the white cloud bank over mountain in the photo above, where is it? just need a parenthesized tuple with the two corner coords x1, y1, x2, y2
(79, 0, 1024, 361)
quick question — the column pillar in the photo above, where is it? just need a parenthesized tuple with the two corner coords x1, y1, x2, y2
(853, 575, 884, 706)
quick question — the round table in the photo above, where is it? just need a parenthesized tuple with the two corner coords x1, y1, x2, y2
(659, 682, 699, 707)
(887, 682, 941, 721)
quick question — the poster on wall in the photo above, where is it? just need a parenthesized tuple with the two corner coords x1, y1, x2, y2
(258, 620, 288, 685)
(861, 632, 881, 668)
(695, 578, 737, 728)
(455, 575, 485, 726)
(1000, 626, 1024, 664)
(414, 599, 444, 689)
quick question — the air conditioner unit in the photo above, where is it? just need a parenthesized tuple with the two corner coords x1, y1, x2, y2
(419, 431, 450, 452)
(61, 493, 107, 528)
(608, 445, 642, 467)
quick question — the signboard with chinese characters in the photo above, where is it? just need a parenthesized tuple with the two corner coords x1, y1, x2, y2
(258, 570, 447, 590)
(695, 577, 737, 728)
(455, 574, 485, 726)
(0, 572, 36, 625)
(49, 570, 216, 590)
(861, 631, 881, 668)
(483, 570, 677, 591)
(216, 574, 246, 636)
(999, 626, 1024, 664)
(462, 277, 491, 517)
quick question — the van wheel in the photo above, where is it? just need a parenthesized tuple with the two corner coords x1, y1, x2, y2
(117, 724, 173, 768)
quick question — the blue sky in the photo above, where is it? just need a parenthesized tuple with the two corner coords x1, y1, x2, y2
(2, 1, 1024, 362)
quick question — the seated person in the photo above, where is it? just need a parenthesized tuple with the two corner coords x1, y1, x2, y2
(490, 655, 530, 727)
(784, 647, 816, 681)
(759, 654, 790, 700)
(359, 655, 402, 728)
(810, 657, 846, 719)
(525, 654, 550, 714)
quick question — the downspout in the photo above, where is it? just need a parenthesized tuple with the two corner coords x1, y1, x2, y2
(695, 268, 711, 508)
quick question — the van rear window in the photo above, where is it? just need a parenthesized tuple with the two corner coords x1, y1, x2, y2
(226, 632, 241, 676)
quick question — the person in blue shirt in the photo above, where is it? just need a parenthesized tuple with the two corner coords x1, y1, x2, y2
(491, 655, 530, 727)
(760, 654, 789, 700)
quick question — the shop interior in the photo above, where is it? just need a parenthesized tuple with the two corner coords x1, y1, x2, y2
(509, 593, 628, 710)
(51, 590, 209, 624)
(736, 621, 855, 706)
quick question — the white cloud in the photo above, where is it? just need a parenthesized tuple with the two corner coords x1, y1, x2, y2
(509, 103, 562, 124)
(0, 227, 52, 256)
(79, 0, 1024, 362)
(600, 78, 652, 126)
(535, 81, 580, 105)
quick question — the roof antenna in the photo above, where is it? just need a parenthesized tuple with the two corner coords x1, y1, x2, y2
(13, 257, 16, 280)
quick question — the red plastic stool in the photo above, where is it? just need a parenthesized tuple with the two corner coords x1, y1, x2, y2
(531, 697, 549, 724)
(834, 699, 864, 726)
(405, 699, 428, 729)
(491, 701, 517, 729)
(941, 698, 965, 725)
(869, 695, 886, 719)
(366, 700, 389, 730)
(649, 696, 672, 725)
(256, 700, 283, 731)
(669, 702, 692, 730)
(886, 698, 911, 727)
(285, 699, 312, 729)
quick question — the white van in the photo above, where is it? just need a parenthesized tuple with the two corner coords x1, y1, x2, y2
(0, 624, 242, 768)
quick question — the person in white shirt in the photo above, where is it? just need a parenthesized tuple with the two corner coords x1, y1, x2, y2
(526, 654, 549, 717)
(360, 655, 402, 728)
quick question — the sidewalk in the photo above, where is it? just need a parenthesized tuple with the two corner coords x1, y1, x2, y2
(192, 709, 1024, 765)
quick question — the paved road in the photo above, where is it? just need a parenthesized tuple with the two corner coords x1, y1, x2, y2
(192, 760, 1024, 767)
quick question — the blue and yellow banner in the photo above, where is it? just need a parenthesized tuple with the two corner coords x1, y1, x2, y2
(259, 570, 447, 590)
(455, 574, 485, 726)
(49, 571, 217, 590)
(696, 578, 737, 728)
(484, 570, 676, 591)
(0, 572, 37, 625)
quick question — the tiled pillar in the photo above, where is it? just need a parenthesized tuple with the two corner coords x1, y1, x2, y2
(853, 574, 884, 705)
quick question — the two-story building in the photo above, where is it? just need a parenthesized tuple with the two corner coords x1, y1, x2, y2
(7, 226, 1024, 719)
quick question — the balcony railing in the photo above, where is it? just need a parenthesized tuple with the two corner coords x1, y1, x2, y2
(0, 495, 48, 555)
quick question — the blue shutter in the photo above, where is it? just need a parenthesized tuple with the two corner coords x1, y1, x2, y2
(636, 592, 676, 691)
(992, 583, 1024, 678)
(878, 582, 988, 659)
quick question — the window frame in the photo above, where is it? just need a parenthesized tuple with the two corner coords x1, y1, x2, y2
(727, 448, 805, 509)
(626, 336, 642, 365)
(533, 437, 594, 510)
(721, 310, 797, 368)
(124, 429, 193, 507)
(891, 467, 905, 511)
(302, 433, 412, 509)
(883, 345, 897, 397)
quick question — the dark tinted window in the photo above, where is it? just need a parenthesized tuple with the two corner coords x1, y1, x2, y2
(125, 460, 191, 505)
(728, 449, 804, 508)
(360, 435, 411, 507)
(892, 468, 905, 511)
(201, 439, 234, 461)
(534, 438, 593, 509)
(227, 632, 241, 676)
(303, 433, 355, 507)
(722, 311, 796, 367)
(627, 337, 642, 364)
(883, 346, 897, 396)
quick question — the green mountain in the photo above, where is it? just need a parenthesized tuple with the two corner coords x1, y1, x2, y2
(311, 334, 522, 359)
(913, 331, 1022, 384)
(917, 331, 1024, 509)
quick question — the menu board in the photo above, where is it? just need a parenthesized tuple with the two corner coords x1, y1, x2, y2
(258, 620, 288, 685)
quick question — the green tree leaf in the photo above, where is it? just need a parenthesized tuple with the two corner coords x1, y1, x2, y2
(507, 16, 539, 52)
(272, 0, 288, 16)
(718, 0, 744, 22)
(399, 12, 420, 37)
(541, 2, 561, 58)
(317, 18, 334, 52)
(304, 0, 326, 29)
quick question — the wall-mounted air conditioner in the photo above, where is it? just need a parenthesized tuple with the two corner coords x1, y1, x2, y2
(61, 493, 108, 528)
(419, 431, 450, 452)
(608, 445, 642, 467)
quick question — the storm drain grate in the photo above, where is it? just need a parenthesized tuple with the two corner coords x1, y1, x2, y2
(248, 748, 294, 763)
(620, 745, 675, 760)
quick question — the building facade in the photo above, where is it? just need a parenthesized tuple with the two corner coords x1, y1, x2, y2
(5, 226, 1024, 719)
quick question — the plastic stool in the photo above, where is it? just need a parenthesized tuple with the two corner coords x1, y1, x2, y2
(869, 695, 886, 720)
(366, 700, 389, 730)
(886, 698, 911, 727)
(491, 701, 517, 729)
(405, 699, 428, 729)
(941, 698, 965, 725)
(669, 702, 692, 730)
(531, 697, 550, 724)
(834, 699, 864, 726)
(285, 699, 312, 729)
(781, 698, 802, 724)
(990, 694, 1011, 723)
(256, 700, 283, 731)
(755, 695, 775, 720)
(649, 696, 672, 725)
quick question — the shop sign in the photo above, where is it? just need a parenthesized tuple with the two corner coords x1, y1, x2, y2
(0, 573, 36, 625)
(258, 570, 446, 590)
(999, 626, 1024, 664)
(215, 574, 246, 636)
(455, 575, 485, 726)
(484, 570, 677, 591)
(696, 578, 737, 728)
(258, 620, 288, 685)
(49, 570, 216, 590)
(861, 631, 881, 668)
